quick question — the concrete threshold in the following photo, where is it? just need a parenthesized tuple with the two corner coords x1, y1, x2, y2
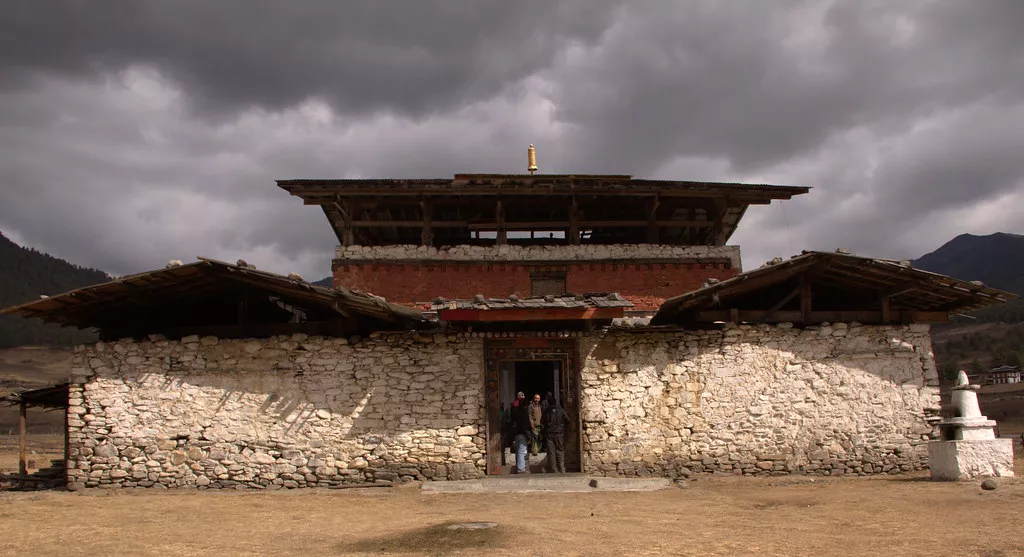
(421, 475, 672, 493)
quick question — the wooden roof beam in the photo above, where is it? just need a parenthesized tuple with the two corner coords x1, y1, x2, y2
(685, 309, 949, 324)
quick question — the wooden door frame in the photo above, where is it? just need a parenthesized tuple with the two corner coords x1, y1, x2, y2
(483, 338, 582, 475)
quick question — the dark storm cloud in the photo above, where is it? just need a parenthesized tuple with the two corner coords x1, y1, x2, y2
(1, 0, 620, 119)
(547, 1, 1024, 173)
(1, 1, 1023, 281)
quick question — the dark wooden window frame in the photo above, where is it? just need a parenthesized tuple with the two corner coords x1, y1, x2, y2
(530, 270, 567, 297)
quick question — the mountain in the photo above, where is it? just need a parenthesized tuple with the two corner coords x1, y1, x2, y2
(313, 276, 332, 288)
(912, 232, 1024, 294)
(913, 232, 1024, 325)
(0, 232, 109, 347)
(914, 232, 1024, 381)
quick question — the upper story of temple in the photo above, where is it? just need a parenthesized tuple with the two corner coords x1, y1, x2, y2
(277, 158, 809, 312)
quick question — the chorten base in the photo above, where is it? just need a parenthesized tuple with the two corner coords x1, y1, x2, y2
(928, 439, 1015, 481)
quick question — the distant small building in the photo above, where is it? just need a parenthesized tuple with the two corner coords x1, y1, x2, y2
(969, 365, 1022, 385)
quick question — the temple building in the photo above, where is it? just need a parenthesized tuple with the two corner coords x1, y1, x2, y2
(1, 156, 1018, 489)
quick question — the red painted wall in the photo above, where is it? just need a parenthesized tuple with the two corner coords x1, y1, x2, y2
(333, 261, 737, 311)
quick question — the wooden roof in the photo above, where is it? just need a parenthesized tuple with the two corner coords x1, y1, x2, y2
(277, 174, 809, 247)
(3, 383, 68, 409)
(277, 174, 810, 198)
(0, 258, 427, 338)
(651, 251, 1018, 326)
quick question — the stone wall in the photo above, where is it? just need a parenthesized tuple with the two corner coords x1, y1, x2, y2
(64, 322, 942, 489)
(335, 244, 742, 269)
(66, 333, 485, 490)
(580, 323, 940, 477)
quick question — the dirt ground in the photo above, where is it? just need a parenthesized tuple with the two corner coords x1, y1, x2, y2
(1, 473, 1023, 557)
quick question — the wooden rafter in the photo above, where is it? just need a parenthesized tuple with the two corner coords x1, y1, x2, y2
(652, 251, 1018, 326)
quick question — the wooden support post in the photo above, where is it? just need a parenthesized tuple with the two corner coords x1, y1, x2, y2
(568, 197, 580, 245)
(881, 296, 892, 323)
(495, 200, 507, 245)
(646, 196, 660, 244)
(237, 285, 249, 326)
(800, 276, 812, 323)
(333, 199, 355, 247)
(711, 198, 727, 246)
(684, 205, 696, 245)
(757, 286, 802, 322)
(18, 401, 27, 475)
(729, 308, 740, 323)
(420, 200, 433, 247)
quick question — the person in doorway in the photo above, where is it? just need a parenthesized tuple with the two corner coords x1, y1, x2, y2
(542, 393, 571, 473)
(510, 391, 531, 473)
(542, 391, 554, 413)
(529, 393, 544, 455)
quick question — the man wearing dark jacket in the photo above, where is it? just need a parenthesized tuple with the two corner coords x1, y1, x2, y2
(542, 393, 571, 473)
(510, 392, 531, 473)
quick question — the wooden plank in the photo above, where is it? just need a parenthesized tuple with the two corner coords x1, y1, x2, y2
(294, 186, 796, 199)
(18, 402, 27, 475)
(332, 199, 355, 246)
(667, 259, 820, 313)
(465, 220, 715, 230)
(350, 220, 467, 228)
(711, 198, 727, 245)
(568, 197, 580, 245)
(687, 309, 948, 324)
(646, 196, 660, 244)
(438, 307, 624, 322)
(495, 200, 506, 245)
(881, 281, 920, 298)
(485, 359, 502, 475)
(881, 296, 892, 323)
(105, 320, 355, 341)
(800, 276, 812, 323)
(420, 200, 433, 247)
(321, 206, 346, 246)
(755, 286, 802, 322)
(237, 284, 249, 326)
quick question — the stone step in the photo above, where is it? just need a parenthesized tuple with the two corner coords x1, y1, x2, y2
(421, 475, 671, 493)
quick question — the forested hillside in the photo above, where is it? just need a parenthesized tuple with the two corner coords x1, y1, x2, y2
(914, 233, 1024, 380)
(0, 232, 108, 347)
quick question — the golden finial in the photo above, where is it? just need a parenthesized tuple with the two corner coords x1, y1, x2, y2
(527, 144, 538, 175)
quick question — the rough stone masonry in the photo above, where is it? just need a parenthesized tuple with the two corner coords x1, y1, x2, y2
(65, 322, 939, 489)
(334, 244, 742, 269)
(580, 323, 939, 477)
(66, 333, 486, 490)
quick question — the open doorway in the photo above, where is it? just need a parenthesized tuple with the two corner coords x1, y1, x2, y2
(501, 360, 561, 411)
(485, 339, 582, 475)
(499, 360, 562, 473)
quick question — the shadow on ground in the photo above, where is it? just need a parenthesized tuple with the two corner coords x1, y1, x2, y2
(340, 522, 508, 555)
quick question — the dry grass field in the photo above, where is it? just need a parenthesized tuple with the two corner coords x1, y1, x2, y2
(2, 473, 1023, 557)
(0, 433, 63, 472)
(0, 346, 71, 436)
(0, 347, 70, 474)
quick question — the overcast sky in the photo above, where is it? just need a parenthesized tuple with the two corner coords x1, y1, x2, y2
(2, 1, 1023, 281)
